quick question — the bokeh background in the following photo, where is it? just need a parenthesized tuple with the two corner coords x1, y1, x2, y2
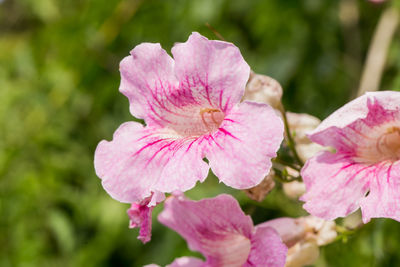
(1, 0, 400, 266)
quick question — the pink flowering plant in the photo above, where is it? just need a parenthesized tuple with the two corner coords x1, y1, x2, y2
(95, 30, 400, 266)
(301, 92, 400, 223)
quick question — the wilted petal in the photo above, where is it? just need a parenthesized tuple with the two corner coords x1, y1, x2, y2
(127, 192, 165, 244)
(158, 194, 253, 267)
(127, 202, 153, 243)
(207, 101, 284, 189)
(172, 32, 250, 112)
(94, 122, 209, 203)
(301, 151, 370, 220)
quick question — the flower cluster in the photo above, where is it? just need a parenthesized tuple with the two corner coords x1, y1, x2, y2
(95, 32, 400, 266)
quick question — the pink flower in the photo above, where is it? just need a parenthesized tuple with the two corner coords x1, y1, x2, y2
(94, 33, 283, 203)
(155, 194, 287, 267)
(301, 91, 400, 223)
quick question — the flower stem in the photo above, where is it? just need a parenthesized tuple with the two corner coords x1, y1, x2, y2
(278, 103, 305, 167)
(272, 158, 301, 171)
(272, 167, 302, 183)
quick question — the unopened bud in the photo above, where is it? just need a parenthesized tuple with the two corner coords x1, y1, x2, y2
(285, 241, 320, 267)
(300, 216, 337, 246)
(283, 181, 306, 199)
(244, 72, 283, 110)
(343, 210, 363, 230)
(286, 112, 325, 162)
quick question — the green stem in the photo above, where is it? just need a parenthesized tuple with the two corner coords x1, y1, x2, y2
(273, 167, 302, 183)
(272, 158, 301, 171)
(279, 104, 304, 167)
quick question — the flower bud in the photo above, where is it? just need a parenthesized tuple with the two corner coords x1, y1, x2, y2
(244, 72, 283, 110)
(343, 210, 363, 230)
(283, 180, 306, 199)
(300, 216, 337, 246)
(286, 112, 325, 162)
(260, 215, 337, 267)
(285, 241, 320, 267)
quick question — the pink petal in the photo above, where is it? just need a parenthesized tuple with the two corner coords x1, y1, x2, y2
(206, 101, 284, 189)
(148, 190, 166, 206)
(158, 194, 253, 266)
(119, 43, 180, 124)
(245, 226, 288, 267)
(94, 121, 209, 203)
(310, 91, 400, 148)
(300, 151, 370, 220)
(360, 162, 400, 223)
(151, 136, 209, 193)
(172, 32, 250, 112)
(167, 257, 204, 267)
(257, 218, 305, 248)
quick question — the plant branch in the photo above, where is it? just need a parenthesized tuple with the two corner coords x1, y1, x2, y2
(272, 158, 301, 171)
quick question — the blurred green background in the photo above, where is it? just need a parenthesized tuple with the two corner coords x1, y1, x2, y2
(1, 0, 400, 266)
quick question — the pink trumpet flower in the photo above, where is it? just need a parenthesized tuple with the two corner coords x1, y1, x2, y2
(301, 91, 400, 223)
(94, 32, 283, 231)
(151, 194, 287, 267)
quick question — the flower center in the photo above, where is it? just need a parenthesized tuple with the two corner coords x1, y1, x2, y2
(199, 107, 224, 131)
(356, 126, 400, 164)
(166, 106, 225, 137)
